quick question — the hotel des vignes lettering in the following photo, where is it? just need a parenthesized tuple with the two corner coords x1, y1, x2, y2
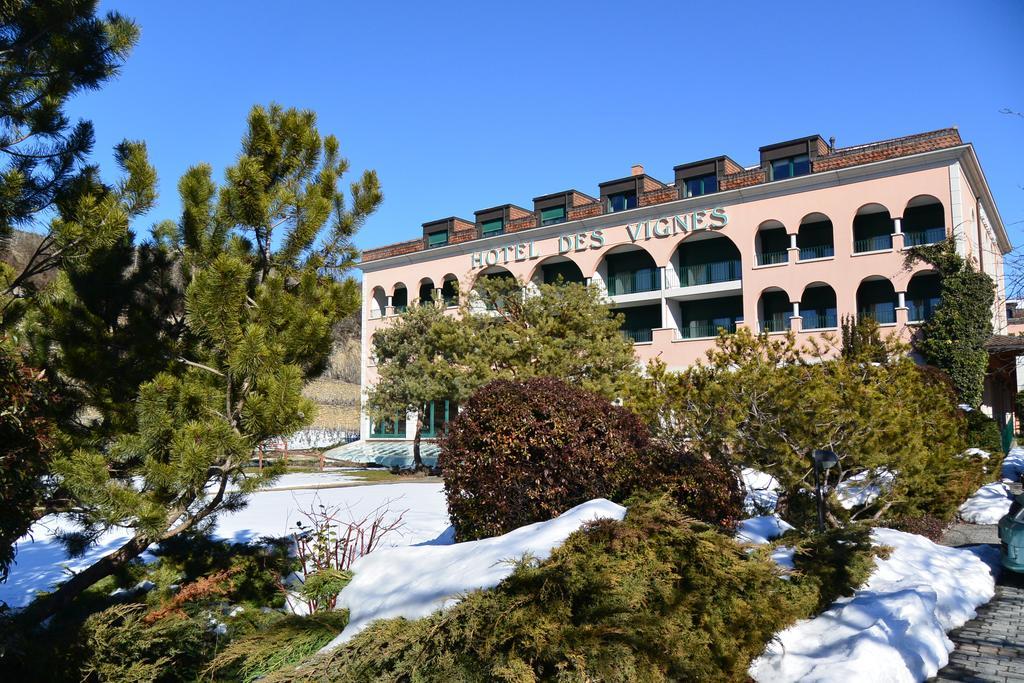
(356, 129, 1011, 442)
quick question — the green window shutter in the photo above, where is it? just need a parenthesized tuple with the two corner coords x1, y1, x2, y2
(481, 218, 504, 236)
(540, 205, 566, 225)
(427, 230, 448, 247)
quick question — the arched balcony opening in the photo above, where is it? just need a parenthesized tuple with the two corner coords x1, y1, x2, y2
(907, 271, 942, 323)
(418, 278, 435, 306)
(755, 220, 789, 266)
(474, 267, 517, 311)
(392, 283, 408, 314)
(600, 245, 660, 296)
(853, 204, 893, 253)
(535, 256, 586, 286)
(800, 283, 838, 330)
(370, 286, 387, 319)
(857, 276, 897, 324)
(675, 233, 742, 287)
(797, 213, 835, 261)
(903, 195, 946, 247)
(678, 294, 743, 339)
(440, 274, 459, 307)
(758, 288, 793, 333)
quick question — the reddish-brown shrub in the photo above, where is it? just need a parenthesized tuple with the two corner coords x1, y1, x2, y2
(439, 378, 743, 540)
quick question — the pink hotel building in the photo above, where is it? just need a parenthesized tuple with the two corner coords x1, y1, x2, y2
(355, 128, 1012, 444)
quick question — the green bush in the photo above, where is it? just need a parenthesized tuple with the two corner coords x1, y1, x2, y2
(206, 611, 349, 683)
(79, 604, 215, 682)
(275, 495, 833, 683)
(439, 377, 743, 540)
(790, 524, 884, 612)
(964, 409, 1002, 455)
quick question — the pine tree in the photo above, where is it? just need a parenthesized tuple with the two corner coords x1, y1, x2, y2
(23, 104, 381, 623)
(0, 1, 140, 324)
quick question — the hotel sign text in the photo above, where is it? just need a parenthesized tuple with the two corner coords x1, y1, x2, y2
(469, 207, 729, 269)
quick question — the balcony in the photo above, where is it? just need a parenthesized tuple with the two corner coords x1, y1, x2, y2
(802, 309, 838, 330)
(761, 313, 790, 333)
(903, 227, 945, 247)
(757, 250, 788, 266)
(908, 297, 939, 322)
(859, 303, 896, 324)
(680, 259, 741, 287)
(621, 328, 654, 343)
(854, 234, 893, 253)
(799, 244, 834, 260)
(680, 319, 739, 339)
(607, 268, 661, 296)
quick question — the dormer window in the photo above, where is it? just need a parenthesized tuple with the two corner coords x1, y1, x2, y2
(606, 190, 637, 213)
(427, 229, 448, 247)
(540, 205, 566, 226)
(480, 217, 504, 237)
(683, 173, 717, 198)
(770, 154, 810, 180)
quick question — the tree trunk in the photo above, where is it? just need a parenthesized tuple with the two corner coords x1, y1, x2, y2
(412, 409, 424, 470)
(22, 532, 153, 626)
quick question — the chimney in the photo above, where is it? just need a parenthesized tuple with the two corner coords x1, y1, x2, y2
(631, 164, 644, 176)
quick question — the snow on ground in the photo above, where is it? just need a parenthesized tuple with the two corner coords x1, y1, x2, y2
(742, 467, 780, 514)
(748, 527, 998, 683)
(0, 481, 449, 610)
(958, 482, 1013, 524)
(262, 428, 357, 451)
(957, 446, 1024, 524)
(322, 499, 627, 650)
(737, 515, 793, 545)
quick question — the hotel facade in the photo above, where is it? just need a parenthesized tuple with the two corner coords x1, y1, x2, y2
(355, 128, 1012, 445)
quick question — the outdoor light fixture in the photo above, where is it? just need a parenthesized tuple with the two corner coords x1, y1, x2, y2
(811, 449, 839, 533)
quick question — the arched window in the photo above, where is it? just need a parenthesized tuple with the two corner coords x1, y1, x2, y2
(758, 288, 792, 333)
(534, 256, 585, 286)
(800, 283, 837, 330)
(797, 213, 834, 261)
(599, 245, 659, 295)
(369, 286, 387, 319)
(907, 271, 941, 322)
(675, 233, 742, 287)
(755, 220, 789, 265)
(418, 278, 435, 306)
(440, 274, 459, 307)
(391, 283, 408, 314)
(903, 195, 946, 247)
(853, 204, 893, 253)
(856, 277, 897, 324)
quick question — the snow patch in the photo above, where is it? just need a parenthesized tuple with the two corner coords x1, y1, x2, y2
(1, 481, 450, 610)
(836, 470, 895, 510)
(736, 515, 793, 545)
(958, 482, 1012, 524)
(322, 499, 627, 651)
(749, 527, 998, 683)
(742, 467, 780, 514)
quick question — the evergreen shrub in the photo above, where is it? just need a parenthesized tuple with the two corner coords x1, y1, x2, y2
(276, 496, 863, 683)
(964, 409, 1003, 455)
(439, 377, 743, 540)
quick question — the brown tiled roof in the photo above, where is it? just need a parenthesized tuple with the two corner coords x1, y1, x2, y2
(361, 128, 965, 264)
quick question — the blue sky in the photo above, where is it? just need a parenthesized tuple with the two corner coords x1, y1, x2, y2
(72, 1, 1024, 260)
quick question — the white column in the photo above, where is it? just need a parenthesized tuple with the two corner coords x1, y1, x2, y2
(897, 291, 906, 308)
(386, 295, 394, 316)
(792, 301, 800, 318)
(893, 217, 902, 234)
(789, 233, 798, 249)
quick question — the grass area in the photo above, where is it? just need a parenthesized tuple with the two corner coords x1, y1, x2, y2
(302, 378, 360, 430)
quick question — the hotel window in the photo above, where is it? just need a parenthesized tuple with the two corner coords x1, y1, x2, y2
(481, 217, 504, 237)
(427, 229, 448, 247)
(770, 154, 811, 181)
(606, 190, 637, 213)
(540, 205, 566, 226)
(683, 173, 717, 198)
(419, 399, 458, 438)
(370, 415, 406, 438)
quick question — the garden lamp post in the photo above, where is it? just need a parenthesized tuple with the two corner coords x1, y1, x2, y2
(812, 449, 839, 533)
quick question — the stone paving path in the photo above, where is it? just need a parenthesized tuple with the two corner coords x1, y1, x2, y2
(934, 524, 1024, 683)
